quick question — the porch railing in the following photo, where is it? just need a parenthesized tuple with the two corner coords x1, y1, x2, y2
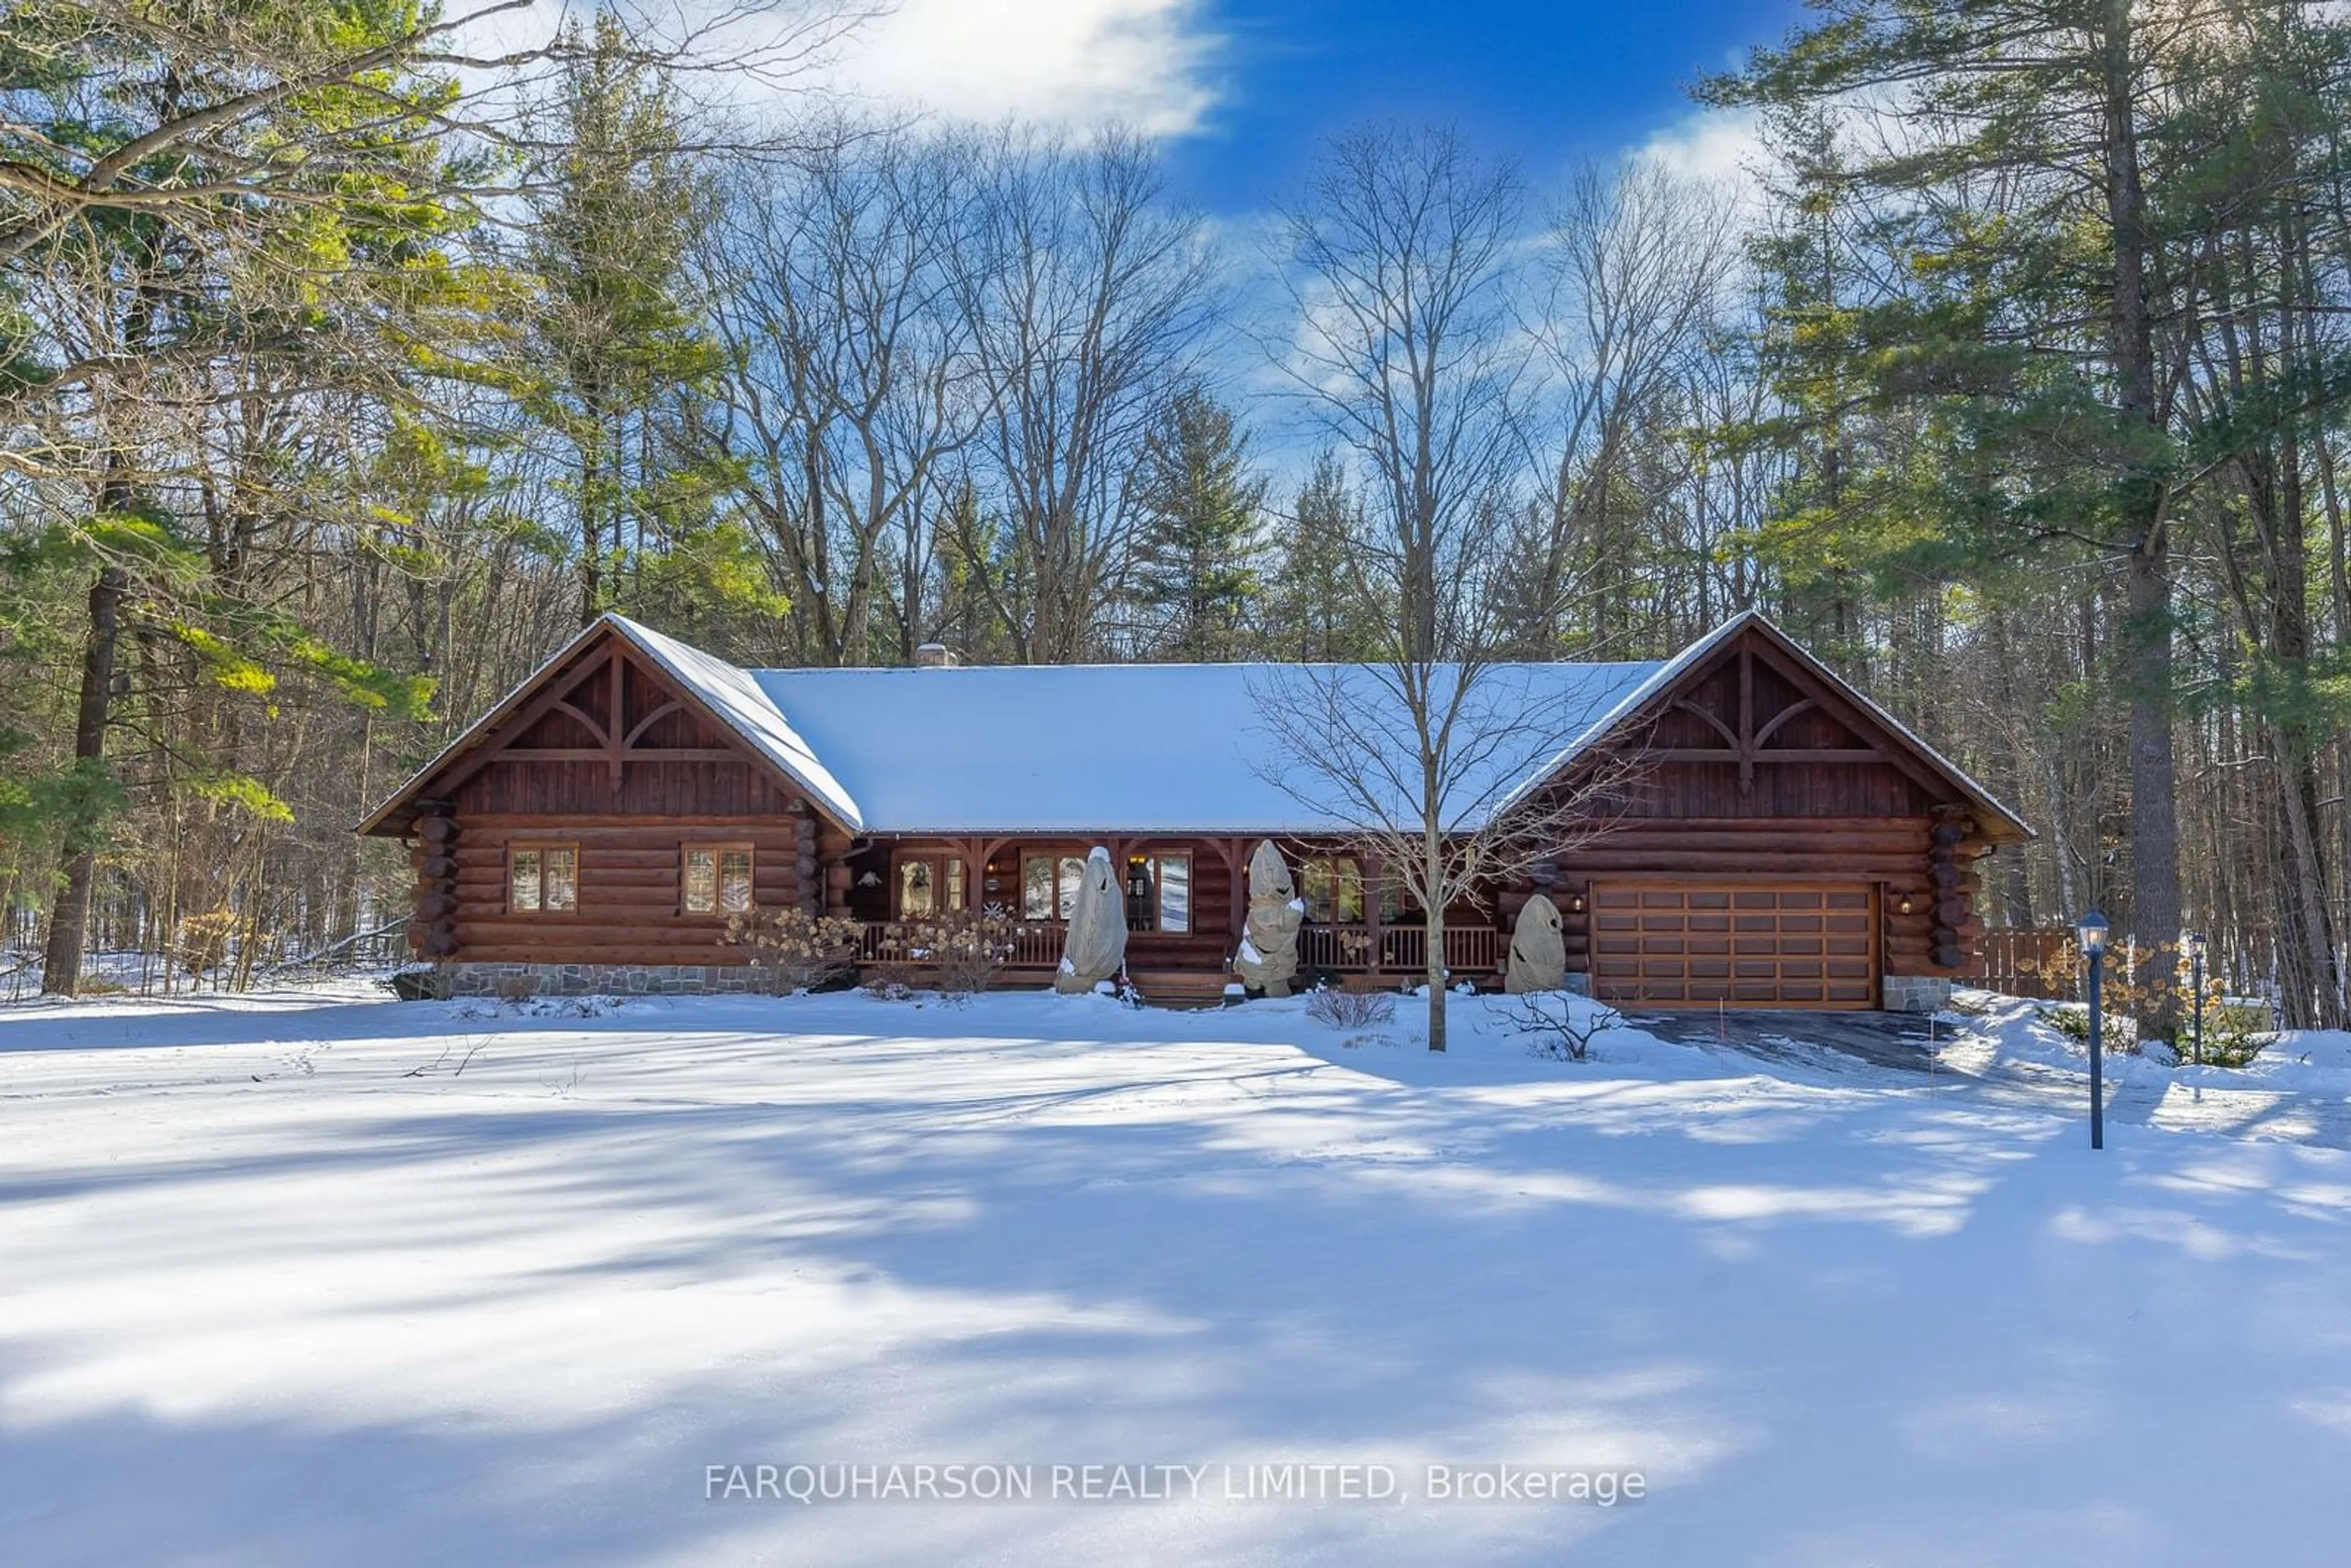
(856, 920, 1064, 969)
(1298, 923, 1503, 978)
(853, 919, 1505, 980)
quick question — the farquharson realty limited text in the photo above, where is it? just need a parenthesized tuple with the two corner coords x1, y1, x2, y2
(705, 1462, 1649, 1507)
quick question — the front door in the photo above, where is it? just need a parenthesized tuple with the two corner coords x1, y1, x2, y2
(894, 854, 966, 918)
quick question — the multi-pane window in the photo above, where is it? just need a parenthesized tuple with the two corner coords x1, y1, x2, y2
(1124, 852, 1191, 932)
(1301, 857, 1365, 923)
(1021, 854, 1086, 920)
(683, 846, 753, 915)
(509, 845, 578, 913)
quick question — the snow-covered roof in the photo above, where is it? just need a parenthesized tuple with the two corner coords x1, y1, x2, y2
(748, 659, 1666, 834)
(609, 617, 866, 831)
(361, 609, 2031, 842)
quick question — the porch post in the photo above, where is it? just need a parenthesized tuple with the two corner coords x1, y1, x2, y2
(1228, 838, 1248, 940)
(960, 838, 984, 914)
(1365, 848, 1386, 978)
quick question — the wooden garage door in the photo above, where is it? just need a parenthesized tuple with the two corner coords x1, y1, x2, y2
(1589, 883, 1877, 1008)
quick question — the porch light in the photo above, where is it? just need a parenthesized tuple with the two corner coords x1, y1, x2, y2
(1897, 894, 1913, 916)
(1568, 891, 1584, 914)
(2075, 910, 2108, 956)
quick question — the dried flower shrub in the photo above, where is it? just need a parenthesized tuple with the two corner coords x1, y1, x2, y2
(863, 907, 1019, 997)
(721, 908, 866, 994)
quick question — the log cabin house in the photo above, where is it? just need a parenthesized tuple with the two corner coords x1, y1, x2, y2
(358, 611, 2031, 1010)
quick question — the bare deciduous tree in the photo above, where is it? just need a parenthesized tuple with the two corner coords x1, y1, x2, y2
(1257, 123, 1634, 1052)
(702, 123, 983, 664)
(949, 127, 1216, 662)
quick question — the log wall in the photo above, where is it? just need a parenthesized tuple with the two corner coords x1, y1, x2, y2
(1502, 814, 1990, 980)
(432, 811, 814, 966)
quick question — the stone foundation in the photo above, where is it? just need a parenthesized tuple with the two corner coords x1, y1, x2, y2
(404, 962, 762, 999)
(1881, 974, 1954, 1013)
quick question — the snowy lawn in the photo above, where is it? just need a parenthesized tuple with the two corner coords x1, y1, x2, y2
(5, 985, 2351, 1566)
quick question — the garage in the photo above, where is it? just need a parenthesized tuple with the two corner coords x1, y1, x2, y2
(1588, 883, 1877, 1009)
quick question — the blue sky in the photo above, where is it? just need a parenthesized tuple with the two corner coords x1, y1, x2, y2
(823, 0, 1806, 213)
(1158, 0, 1804, 213)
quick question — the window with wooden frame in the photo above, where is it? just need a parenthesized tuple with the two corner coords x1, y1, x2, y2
(509, 844, 579, 913)
(1021, 853, 1087, 921)
(1300, 857, 1365, 923)
(1123, 852, 1191, 933)
(682, 844, 754, 916)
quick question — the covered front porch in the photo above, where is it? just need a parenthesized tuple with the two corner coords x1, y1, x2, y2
(834, 833, 1508, 994)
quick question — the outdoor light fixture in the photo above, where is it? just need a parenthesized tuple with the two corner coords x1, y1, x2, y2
(2187, 930, 2208, 1067)
(1898, 894, 1914, 916)
(1568, 891, 1585, 914)
(2076, 910, 2110, 1150)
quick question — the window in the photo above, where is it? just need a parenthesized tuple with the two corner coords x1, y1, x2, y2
(1155, 853, 1190, 933)
(509, 844, 578, 913)
(1301, 857, 1364, 923)
(683, 845, 753, 915)
(1123, 852, 1191, 933)
(1021, 853, 1086, 920)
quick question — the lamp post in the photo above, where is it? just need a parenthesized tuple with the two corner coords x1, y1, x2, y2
(2077, 911, 2109, 1150)
(2186, 931, 2207, 1068)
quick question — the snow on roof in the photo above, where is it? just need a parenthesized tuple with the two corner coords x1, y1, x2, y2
(606, 617, 866, 831)
(747, 659, 1665, 834)
(366, 609, 2030, 842)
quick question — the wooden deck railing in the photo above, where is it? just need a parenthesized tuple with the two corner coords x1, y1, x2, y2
(1297, 923, 1504, 977)
(856, 920, 1065, 969)
(853, 919, 1507, 981)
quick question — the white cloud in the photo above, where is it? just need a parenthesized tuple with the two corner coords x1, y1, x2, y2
(1633, 106, 1766, 187)
(443, 0, 1224, 139)
(823, 0, 1223, 136)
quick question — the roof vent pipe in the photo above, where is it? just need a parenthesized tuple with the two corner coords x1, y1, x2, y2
(913, 643, 960, 669)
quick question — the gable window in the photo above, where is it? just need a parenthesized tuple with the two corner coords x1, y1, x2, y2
(1301, 857, 1364, 923)
(509, 845, 578, 913)
(683, 845, 754, 915)
(1021, 853, 1087, 921)
(1123, 852, 1191, 933)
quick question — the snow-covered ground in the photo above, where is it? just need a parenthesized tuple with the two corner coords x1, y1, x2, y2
(5, 985, 2350, 1566)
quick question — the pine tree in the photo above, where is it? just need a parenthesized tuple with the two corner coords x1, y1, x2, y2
(522, 11, 743, 632)
(1127, 388, 1266, 660)
(1706, 0, 2218, 1034)
(1264, 453, 1382, 661)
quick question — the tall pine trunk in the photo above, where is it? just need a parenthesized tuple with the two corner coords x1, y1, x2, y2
(2103, 0, 2182, 1040)
(40, 568, 127, 997)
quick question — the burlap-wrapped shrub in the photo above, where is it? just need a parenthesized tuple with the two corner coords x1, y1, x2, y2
(1232, 839, 1303, 998)
(1055, 847, 1128, 994)
(1503, 893, 1566, 994)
